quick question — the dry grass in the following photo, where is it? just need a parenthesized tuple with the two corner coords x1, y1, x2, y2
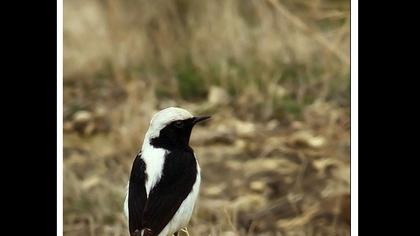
(63, 0, 350, 235)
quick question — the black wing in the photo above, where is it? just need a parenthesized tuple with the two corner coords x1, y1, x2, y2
(128, 152, 148, 236)
(141, 150, 198, 236)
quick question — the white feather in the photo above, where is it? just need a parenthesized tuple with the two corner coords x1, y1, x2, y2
(124, 156, 201, 236)
(124, 107, 201, 236)
(145, 107, 193, 140)
(160, 161, 201, 236)
(142, 147, 166, 196)
(124, 182, 129, 219)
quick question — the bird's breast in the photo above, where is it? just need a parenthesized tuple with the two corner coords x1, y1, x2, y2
(142, 147, 167, 196)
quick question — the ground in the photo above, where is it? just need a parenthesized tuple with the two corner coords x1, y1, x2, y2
(63, 0, 350, 235)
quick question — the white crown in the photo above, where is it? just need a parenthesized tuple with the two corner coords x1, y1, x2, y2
(145, 107, 194, 141)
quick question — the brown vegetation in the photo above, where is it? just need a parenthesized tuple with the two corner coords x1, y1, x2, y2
(64, 0, 350, 235)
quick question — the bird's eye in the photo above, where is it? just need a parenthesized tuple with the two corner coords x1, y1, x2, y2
(174, 121, 184, 128)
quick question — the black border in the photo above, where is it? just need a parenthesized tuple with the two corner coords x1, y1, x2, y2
(9, 1, 58, 234)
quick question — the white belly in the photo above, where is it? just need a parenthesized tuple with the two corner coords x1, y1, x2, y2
(159, 167, 200, 236)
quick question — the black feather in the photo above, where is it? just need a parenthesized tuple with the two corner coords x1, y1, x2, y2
(128, 153, 147, 235)
(129, 117, 199, 236)
(142, 149, 197, 235)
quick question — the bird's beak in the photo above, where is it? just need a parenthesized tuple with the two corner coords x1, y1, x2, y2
(193, 115, 211, 124)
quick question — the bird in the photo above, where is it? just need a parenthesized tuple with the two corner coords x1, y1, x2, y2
(124, 107, 211, 236)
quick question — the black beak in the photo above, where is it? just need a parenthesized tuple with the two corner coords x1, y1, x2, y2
(192, 115, 211, 124)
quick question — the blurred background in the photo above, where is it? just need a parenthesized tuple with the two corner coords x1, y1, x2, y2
(63, 0, 350, 235)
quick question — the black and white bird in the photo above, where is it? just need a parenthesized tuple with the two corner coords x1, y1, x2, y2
(124, 107, 210, 236)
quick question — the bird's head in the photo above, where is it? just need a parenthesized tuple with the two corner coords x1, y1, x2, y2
(143, 107, 211, 150)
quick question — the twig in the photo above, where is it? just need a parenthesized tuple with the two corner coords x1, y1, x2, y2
(223, 207, 237, 232)
(246, 197, 289, 220)
(180, 227, 190, 236)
